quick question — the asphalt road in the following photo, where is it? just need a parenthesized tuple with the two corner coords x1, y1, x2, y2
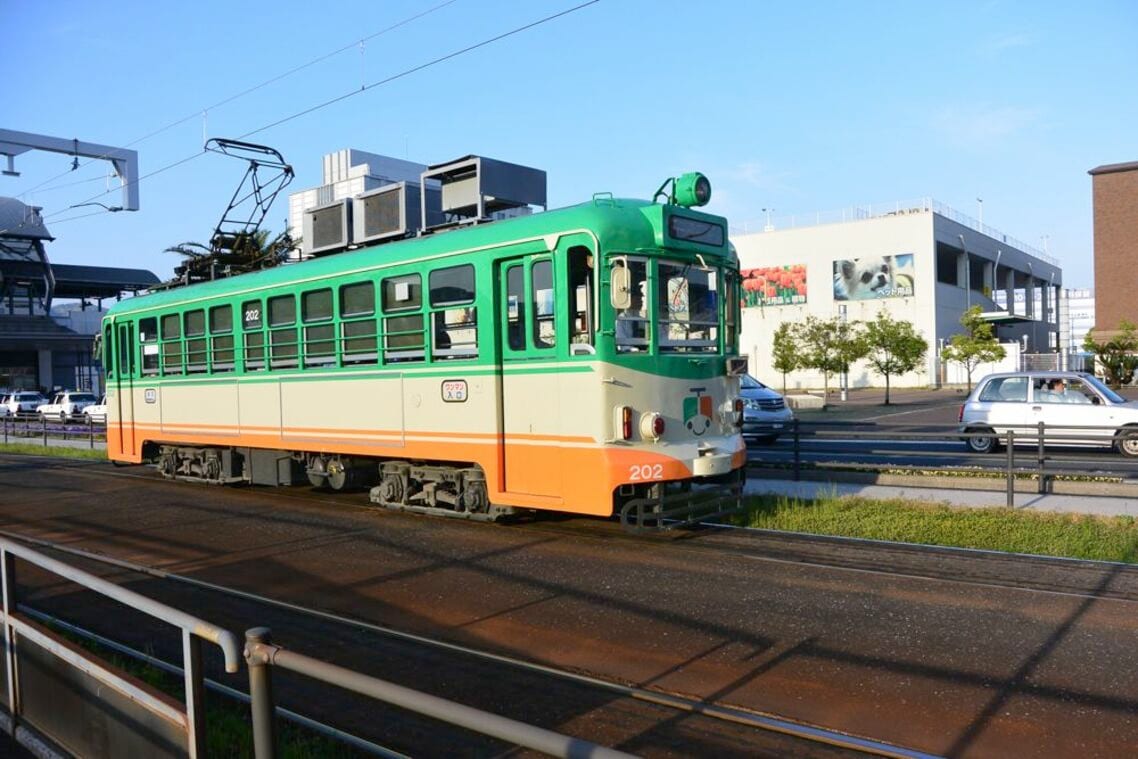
(1, 455, 1135, 757)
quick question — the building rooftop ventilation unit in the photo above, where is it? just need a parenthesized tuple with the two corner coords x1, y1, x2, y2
(421, 155, 546, 229)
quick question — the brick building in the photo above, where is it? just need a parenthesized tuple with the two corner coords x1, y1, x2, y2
(1089, 160, 1138, 334)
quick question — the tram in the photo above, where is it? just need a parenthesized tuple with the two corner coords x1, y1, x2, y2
(99, 171, 748, 528)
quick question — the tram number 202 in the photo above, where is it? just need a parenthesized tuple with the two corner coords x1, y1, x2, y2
(629, 464, 664, 482)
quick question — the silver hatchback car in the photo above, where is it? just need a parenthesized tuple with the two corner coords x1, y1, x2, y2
(959, 371, 1138, 456)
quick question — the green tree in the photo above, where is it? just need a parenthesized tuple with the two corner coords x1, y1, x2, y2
(1083, 321, 1138, 389)
(165, 228, 296, 286)
(862, 311, 928, 405)
(771, 322, 799, 394)
(941, 305, 1006, 392)
(796, 315, 867, 407)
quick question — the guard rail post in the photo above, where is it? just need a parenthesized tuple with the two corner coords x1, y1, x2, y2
(1037, 421, 1046, 494)
(40, 416, 46, 447)
(1006, 429, 1015, 508)
(89, 417, 95, 449)
(792, 419, 801, 481)
(246, 627, 278, 759)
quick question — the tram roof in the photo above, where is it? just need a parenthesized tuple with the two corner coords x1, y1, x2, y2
(108, 197, 730, 316)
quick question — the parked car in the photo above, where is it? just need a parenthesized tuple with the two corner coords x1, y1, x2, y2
(83, 396, 108, 423)
(36, 391, 99, 421)
(4, 391, 49, 416)
(740, 374, 795, 443)
(959, 371, 1138, 457)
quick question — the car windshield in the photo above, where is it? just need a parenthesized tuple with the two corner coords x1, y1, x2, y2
(71, 394, 96, 403)
(741, 375, 765, 389)
(1082, 374, 1127, 404)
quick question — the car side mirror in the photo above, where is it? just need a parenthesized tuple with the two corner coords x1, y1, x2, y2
(610, 263, 632, 310)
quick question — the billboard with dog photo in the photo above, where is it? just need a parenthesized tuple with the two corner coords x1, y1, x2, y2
(741, 264, 807, 307)
(832, 253, 915, 301)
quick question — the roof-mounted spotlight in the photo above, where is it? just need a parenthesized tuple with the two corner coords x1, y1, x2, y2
(653, 172, 712, 208)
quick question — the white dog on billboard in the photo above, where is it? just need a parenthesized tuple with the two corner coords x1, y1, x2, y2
(833, 253, 915, 300)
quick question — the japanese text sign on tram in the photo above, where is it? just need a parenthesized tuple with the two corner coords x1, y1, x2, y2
(441, 380, 468, 403)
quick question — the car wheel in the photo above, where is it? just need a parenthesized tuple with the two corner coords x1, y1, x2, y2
(1116, 429, 1138, 458)
(964, 427, 998, 454)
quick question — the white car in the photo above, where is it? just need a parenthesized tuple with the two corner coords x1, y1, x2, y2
(83, 396, 109, 423)
(36, 391, 99, 421)
(740, 374, 796, 443)
(959, 371, 1138, 456)
(4, 391, 49, 416)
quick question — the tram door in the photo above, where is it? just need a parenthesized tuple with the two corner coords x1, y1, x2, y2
(497, 256, 562, 499)
(113, 322, 137, 457)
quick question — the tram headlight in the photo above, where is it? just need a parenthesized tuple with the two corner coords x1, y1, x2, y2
(674, 172, 711, 208)
(640, 412, 665, 441)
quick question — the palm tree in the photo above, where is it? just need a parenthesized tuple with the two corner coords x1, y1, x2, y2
(163, 228, 296, 287)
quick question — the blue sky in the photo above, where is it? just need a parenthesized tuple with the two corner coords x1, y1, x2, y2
(4, 0, 1135, 288)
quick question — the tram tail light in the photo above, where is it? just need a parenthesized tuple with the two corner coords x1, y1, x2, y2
(620, 406, 633, 440)
(734, 398, 744, 427)
(958, 404, 964, 423)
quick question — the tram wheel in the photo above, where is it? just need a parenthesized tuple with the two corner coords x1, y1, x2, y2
(377, 472, 404, 505)
(307, 456, 328, 488)
(326, 458, 352, 491)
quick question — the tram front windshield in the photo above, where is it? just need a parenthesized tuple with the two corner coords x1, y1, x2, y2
(615, 258, 721, 354)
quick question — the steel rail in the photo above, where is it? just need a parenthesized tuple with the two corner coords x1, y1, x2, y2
(0, 529, 940, 759)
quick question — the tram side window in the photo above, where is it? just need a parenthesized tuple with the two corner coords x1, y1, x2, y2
(242, 299, 265, 371)
(614, 259, 649, 352)
(429, 264, 477, 360)
(161, 313, 183, 375)
(104, 325, 115, 380)
(269, 295, 298, 368)
(340, 281, 377, 365)
(568, 247, 594, 350)
(382, 274, 424, 362)
(210, 305, 235, 372)
(532, 260, 555, 349)
(506, 265, 525, 351)
(185, 310, 207, 373)
(302, 288, 335, 366)
(139, 317, 159, 375)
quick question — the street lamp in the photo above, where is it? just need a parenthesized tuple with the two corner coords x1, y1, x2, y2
(976, 197, 983, 228)
(762, 207, 774, 232)
(69, 201, 123, 213)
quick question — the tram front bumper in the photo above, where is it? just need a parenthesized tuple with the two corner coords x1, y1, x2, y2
(691, 449, 736, 478)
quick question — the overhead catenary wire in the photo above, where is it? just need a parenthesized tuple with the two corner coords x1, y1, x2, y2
(7, 0, 602, 237)
(12, 0, 462, 202)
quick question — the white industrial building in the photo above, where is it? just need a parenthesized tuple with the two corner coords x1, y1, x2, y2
(732, 200, 1063, 389)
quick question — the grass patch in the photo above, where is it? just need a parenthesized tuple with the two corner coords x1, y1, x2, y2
(735, 493, 1138, 562)
(0, 443, 106, 460)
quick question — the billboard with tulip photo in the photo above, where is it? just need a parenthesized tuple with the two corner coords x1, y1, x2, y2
(741, 264, 806, 307)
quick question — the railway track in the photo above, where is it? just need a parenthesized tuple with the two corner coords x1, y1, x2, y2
(2, 455, 1136, 757)
(9, 530, 933, 758)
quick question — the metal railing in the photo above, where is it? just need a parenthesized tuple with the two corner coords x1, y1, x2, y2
(758, 419, 1138, 509)
(0, 537, 635, 758)
(243, 627, 633, 759)
(1, 415, 106, 449)
(0, 537, 240, 758)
